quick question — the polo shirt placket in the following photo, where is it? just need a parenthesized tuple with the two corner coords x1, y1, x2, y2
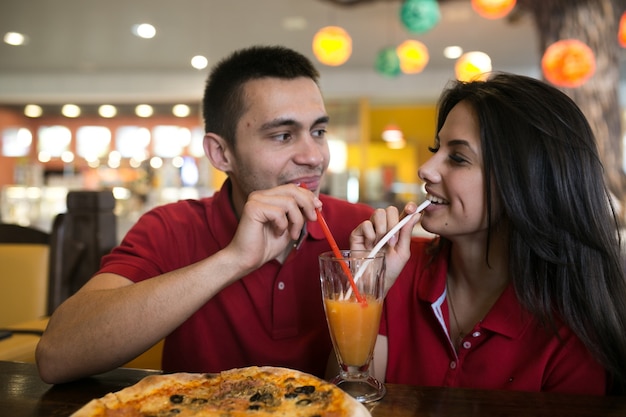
(271, 261, 300, 339)
(431, 284, 506, 386)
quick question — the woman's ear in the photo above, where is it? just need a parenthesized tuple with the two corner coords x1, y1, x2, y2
(204, 133, 232, 172)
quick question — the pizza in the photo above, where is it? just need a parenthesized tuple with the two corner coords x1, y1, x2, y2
(71, 366, 371, 417)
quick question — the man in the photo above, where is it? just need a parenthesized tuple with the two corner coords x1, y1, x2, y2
(36, 45, 373, 384)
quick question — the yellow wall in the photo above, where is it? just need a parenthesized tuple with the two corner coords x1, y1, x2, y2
(345, 103, 437, 202)
(212, 169, 227, 190)
(368, 104, 437, 167)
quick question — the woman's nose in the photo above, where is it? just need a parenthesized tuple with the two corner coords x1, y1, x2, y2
(418, 156, 440, 184)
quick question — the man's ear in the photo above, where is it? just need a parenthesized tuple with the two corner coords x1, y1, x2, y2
(204, 133, 232, 172)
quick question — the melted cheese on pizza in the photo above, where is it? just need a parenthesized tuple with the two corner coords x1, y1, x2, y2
(75, 367, 357, 417)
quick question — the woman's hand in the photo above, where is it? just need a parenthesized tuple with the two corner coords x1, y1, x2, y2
(350, 202, 421, 294)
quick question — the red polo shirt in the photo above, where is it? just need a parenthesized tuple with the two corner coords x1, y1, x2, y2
(380, 237, 607, 395)
(98, 180, 373, 377)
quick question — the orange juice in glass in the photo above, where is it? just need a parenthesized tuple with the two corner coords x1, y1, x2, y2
(319, 250, 386, 403)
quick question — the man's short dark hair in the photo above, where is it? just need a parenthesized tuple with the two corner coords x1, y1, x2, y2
(202, 45, 320, 147)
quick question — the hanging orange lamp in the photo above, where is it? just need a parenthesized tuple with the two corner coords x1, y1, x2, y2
(312, 26, 352, 66)
(396, 40, 429, 74)
(471, 0, 516, 19)
(619, 12, 626, 48)
(455, 51, 492, 82)
(541, 39, 595, 88)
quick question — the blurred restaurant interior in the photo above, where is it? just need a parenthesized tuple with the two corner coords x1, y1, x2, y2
(0, 0, 625, 239)
(4, 2, 626, 406)
(1, 0, 626, 371)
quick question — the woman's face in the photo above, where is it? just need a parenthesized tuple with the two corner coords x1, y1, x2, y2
(418, 100, 492, 241)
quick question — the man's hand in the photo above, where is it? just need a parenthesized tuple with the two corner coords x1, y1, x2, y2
(227, 184, 322, 271)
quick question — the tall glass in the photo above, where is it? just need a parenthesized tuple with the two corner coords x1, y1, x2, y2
(319, 250, 386, 403)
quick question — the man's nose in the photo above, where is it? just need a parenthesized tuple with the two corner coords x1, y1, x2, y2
(295, 135, 325, 166)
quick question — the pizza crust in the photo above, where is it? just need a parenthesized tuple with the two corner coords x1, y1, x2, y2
(71, 366, 371, 417)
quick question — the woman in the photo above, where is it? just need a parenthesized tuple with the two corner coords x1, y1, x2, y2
(351, 73, 626, 395)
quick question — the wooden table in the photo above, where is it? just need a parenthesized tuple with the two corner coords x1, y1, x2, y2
(0, 318, 48, 363)
(2, 360, 626, 417)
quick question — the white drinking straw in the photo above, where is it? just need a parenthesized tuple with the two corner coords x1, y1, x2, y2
(343, 200, 431, 300)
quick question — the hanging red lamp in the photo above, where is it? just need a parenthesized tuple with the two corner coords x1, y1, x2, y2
(619, 12, 626, 48)
(541, 39, 596, 88)
(471, 0, 516, 19)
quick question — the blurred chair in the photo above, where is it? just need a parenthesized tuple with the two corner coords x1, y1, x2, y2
(0, 190, 119, 365)
(0, 224, 50, 327)
(47, 213, 85, 315)
(0, 189, 117, 327)
(47, 190, 117, 315)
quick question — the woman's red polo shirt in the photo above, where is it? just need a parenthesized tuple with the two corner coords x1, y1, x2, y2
(380, 238, 606, 395)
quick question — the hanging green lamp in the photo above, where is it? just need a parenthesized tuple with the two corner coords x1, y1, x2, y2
(400, 0, 441, 34)
(375, 47, 401, 78)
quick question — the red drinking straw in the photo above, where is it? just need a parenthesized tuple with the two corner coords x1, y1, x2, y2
(301, 186, 366, 305)
(315, 208, 367, 305)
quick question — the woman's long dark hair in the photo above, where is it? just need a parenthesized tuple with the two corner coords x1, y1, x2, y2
(435, 73, 626, 394)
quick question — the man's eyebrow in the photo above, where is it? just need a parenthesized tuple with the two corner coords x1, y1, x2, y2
(260, 118, 300, 131)
(314, 116, 330, 125)
(260, 115, 329, 131)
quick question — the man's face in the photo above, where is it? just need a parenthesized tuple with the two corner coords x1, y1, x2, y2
(226, 77, 330, 213)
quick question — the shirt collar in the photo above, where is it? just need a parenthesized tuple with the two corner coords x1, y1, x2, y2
(417, 244, 531, 340)
(305, 207, 326, 241)
(480, 284, 531, 339)
(211, 179, 239, 247)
